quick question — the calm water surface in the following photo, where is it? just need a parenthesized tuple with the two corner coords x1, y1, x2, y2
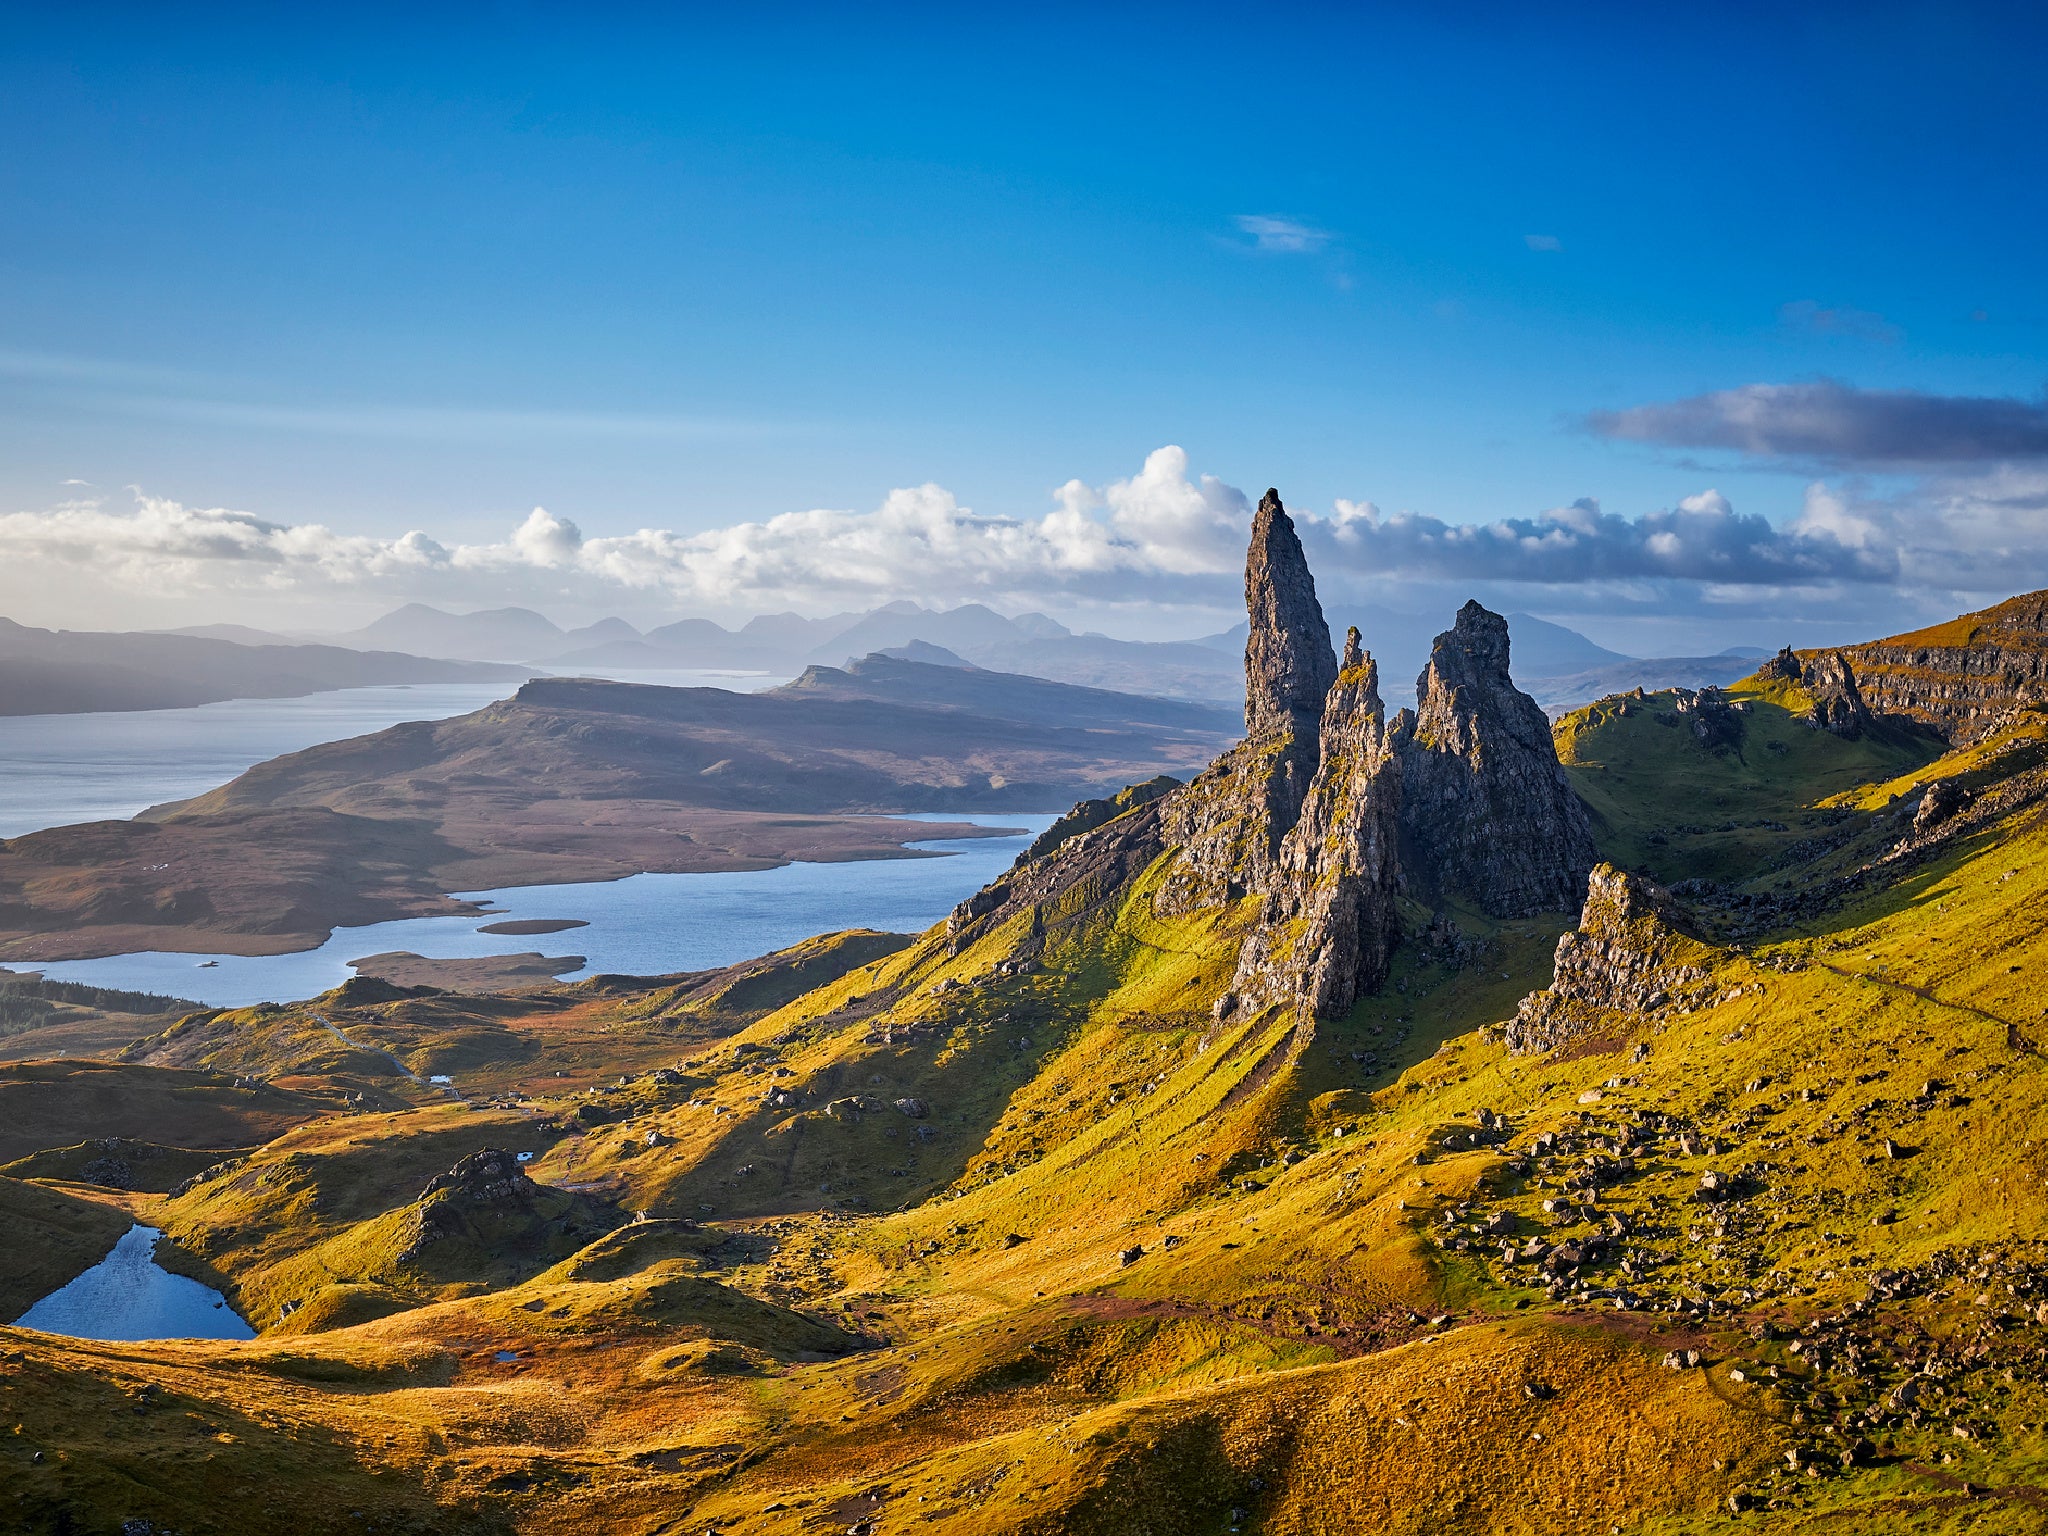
(26, 814, 1056, 1007)
(14, 1225, 254, 1341)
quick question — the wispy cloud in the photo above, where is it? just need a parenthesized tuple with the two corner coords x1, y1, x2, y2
(1523, 233, 1563, 253)
(1778, 299, 1901, 344)
(0, 347, 795, 443)
(1232, 214, 1333, 254)
(1585, 380, 2048, 466)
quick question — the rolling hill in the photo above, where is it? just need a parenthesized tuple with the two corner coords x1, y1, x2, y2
(5, 502, 2048, 1533)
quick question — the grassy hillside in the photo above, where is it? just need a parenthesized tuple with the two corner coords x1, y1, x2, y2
(6, 669, 2048, 1531)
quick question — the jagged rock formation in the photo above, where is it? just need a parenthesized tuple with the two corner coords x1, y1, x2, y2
(1157, 491, 1337, 913)
(1225, 629, 1401, 1021)
(1016, 496, 1594, 1025)
(1837, 590, 2048, 742)
(1505, 864, 1715, 1055)
(1801, 652, 1873, 738)
(1672, 685, 1745, 750)
(1242, 489, 1339, 741)
(1397, 601, 1597, 918)
(1757, 646, 1802, 684)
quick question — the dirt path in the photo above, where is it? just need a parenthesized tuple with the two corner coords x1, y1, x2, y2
(1818, 964, 2037, 1056)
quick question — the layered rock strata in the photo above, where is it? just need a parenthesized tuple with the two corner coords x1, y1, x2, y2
(1396, 602, 1597, 918)
(1838, 590, 2048, 742)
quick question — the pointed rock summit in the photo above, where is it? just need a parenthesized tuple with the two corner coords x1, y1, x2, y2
(1397, 600, 1596, 918)
(1157, 489, 1337, 913)
(1243, 489, 1338, 740)
(1146, 498, 1594, 1021)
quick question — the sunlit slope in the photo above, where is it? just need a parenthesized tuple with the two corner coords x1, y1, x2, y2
(8, 694, 2048, 1531)
(1556, 678, 1942, 884)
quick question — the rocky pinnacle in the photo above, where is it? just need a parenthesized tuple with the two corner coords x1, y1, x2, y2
(1398, 600, 1597, 918)
(1243, 489, 1337, 740)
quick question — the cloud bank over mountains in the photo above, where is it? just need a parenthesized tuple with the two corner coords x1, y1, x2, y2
(8, 384, 2048, 642)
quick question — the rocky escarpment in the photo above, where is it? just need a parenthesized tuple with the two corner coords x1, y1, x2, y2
(1504, 864, 1717, 1055)
(1835, 589, 2048, 742)
(1016, 775, 1179, 865)
(1157, 490, 1337, 914)
(945, 793, 1171, 957)
(1226, 629, 1402, 1022)
(1396, 602, 1598, 918)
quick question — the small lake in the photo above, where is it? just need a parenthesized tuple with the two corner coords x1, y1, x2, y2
(0, 668, 789, 838)
(14, 1224, 254, 1342)
(24, 814, 1058, 1008)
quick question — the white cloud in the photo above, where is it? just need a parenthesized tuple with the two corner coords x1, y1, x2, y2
(1233, 215, 1332, 254)
(4, 445, 2043, 637)
(0, 447, 1253, 620)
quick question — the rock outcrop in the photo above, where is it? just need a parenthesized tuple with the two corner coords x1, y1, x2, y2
(1801, 652, 1872, 738)
(1157, 490, 1337, 913)
(946, 794, 1170, 955)
(1397, 601, 1596, 918)
(1226, 628, 1402, 1021)
(1242, 489, 1339, 742)
(1016, 775, 1179, 866)
(1504, 864, 1715, 1055)
(984, 493, 1599, 1028)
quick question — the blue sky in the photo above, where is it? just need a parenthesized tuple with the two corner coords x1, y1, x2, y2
(3, 3, 2045, 651)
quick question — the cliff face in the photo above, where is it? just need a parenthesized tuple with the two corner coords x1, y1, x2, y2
(1837, 590, 2048, 742)
(1226, 629, 1402, 1021)
(1040, 493, 1596, 1026)
(1397, 602, 1597, 918)
(1157, 490, 1337, 914)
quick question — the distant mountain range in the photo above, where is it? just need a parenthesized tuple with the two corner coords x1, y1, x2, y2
(0, 619, 526, 718)
(166, 601, 1771, 715)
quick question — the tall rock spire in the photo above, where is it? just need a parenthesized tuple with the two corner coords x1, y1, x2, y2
(1397, 601, 1596, 917)
(1155, 489, 1337, 914)
(1243, 489, 1338, 739)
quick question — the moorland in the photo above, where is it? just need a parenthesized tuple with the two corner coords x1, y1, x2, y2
(4, 494, 2048, 1534)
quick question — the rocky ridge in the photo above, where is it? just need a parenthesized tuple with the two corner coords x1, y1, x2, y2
(1836, 589, 2048, 742)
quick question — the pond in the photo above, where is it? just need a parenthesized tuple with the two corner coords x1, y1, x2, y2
(13, 1224, 254, 1342)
